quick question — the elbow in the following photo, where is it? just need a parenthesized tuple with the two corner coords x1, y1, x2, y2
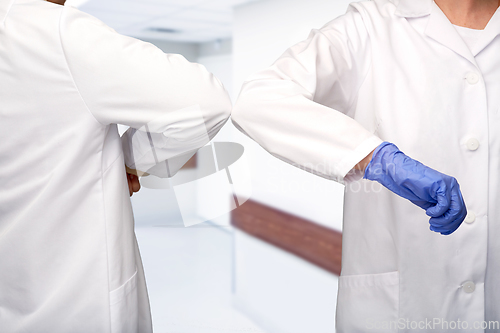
(229, 81, 262, 131)
(231, 89, 250, 126)
(206, 74, 232, 122)
(184, 61, 233, 135)
(220, 93, 232, 122)
(198, 86, 232, 139)
(231, 98, 253, 137)
(209, 87, 232, 127)
(232, 87, 256, 127)
(231, 104, 244, 131)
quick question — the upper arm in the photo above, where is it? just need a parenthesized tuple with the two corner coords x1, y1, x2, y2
(58, 7, 232, 177)
(231, 6, 379, 182)
(247, 6, 372, 113)
(59, 7, 231, 130)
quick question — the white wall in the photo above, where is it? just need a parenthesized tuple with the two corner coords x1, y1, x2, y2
(232, 0, 355, 231)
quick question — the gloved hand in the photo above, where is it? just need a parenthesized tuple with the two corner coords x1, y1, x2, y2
(364, 142, 467, 235)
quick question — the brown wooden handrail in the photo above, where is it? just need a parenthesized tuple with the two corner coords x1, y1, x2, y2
(231, 200, 342, 276)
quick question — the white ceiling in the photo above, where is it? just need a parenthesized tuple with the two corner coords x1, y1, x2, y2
(65, 0, 260, 43)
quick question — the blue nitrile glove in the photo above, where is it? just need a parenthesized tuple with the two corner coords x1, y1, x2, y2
(363, 142, 467, 235)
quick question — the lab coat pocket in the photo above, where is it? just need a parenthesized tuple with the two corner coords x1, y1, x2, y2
(109, 269, 139, 333)
(336, 271, 399, 333)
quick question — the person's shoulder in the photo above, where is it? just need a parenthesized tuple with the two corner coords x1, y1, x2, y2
(348, 0, 399, 19)
(13, 0, 63, 13)
(8, 0, 64, 26)
(344, 0, 398, 17)
(60, 2, 116, 38)
(60, 5, 114, 33)
(319, 0, 398, 33)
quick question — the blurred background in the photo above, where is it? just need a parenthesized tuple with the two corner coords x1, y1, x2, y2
(67, 0, 355, 332)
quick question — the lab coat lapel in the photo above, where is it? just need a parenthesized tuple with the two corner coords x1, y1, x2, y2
(0, 0, 15, 24)
(424, 1, 477, 67)
(473, 7, 500, 56)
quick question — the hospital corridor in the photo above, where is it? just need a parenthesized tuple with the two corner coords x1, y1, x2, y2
(2, 0, 499, 332)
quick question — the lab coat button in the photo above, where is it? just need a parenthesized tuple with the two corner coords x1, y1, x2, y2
(462, 281, 475, 293)
(464, 212, 476, 224)
(466, 138, 479, 151)
(465, 72, 479, 85)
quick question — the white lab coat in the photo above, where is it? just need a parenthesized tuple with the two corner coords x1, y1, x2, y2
(232, 0, 500, 332)
(0, 0, 231, 332)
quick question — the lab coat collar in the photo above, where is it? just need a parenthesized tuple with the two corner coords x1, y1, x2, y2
(396, 0, 500, 65)
(473, 6, 500, 56)
(424, 1, 478, 67)
(393, 0, 433, 18)
(0, 0, 15, 24)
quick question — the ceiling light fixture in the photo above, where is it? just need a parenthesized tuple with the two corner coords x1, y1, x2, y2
(148, 27, 182, 34)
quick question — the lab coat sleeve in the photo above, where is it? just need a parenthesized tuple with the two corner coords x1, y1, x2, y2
(232, 5, 382, 183)
(59, 7, 232, 177)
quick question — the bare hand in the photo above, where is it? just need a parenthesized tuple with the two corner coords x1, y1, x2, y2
(127, 172, 141, 197)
